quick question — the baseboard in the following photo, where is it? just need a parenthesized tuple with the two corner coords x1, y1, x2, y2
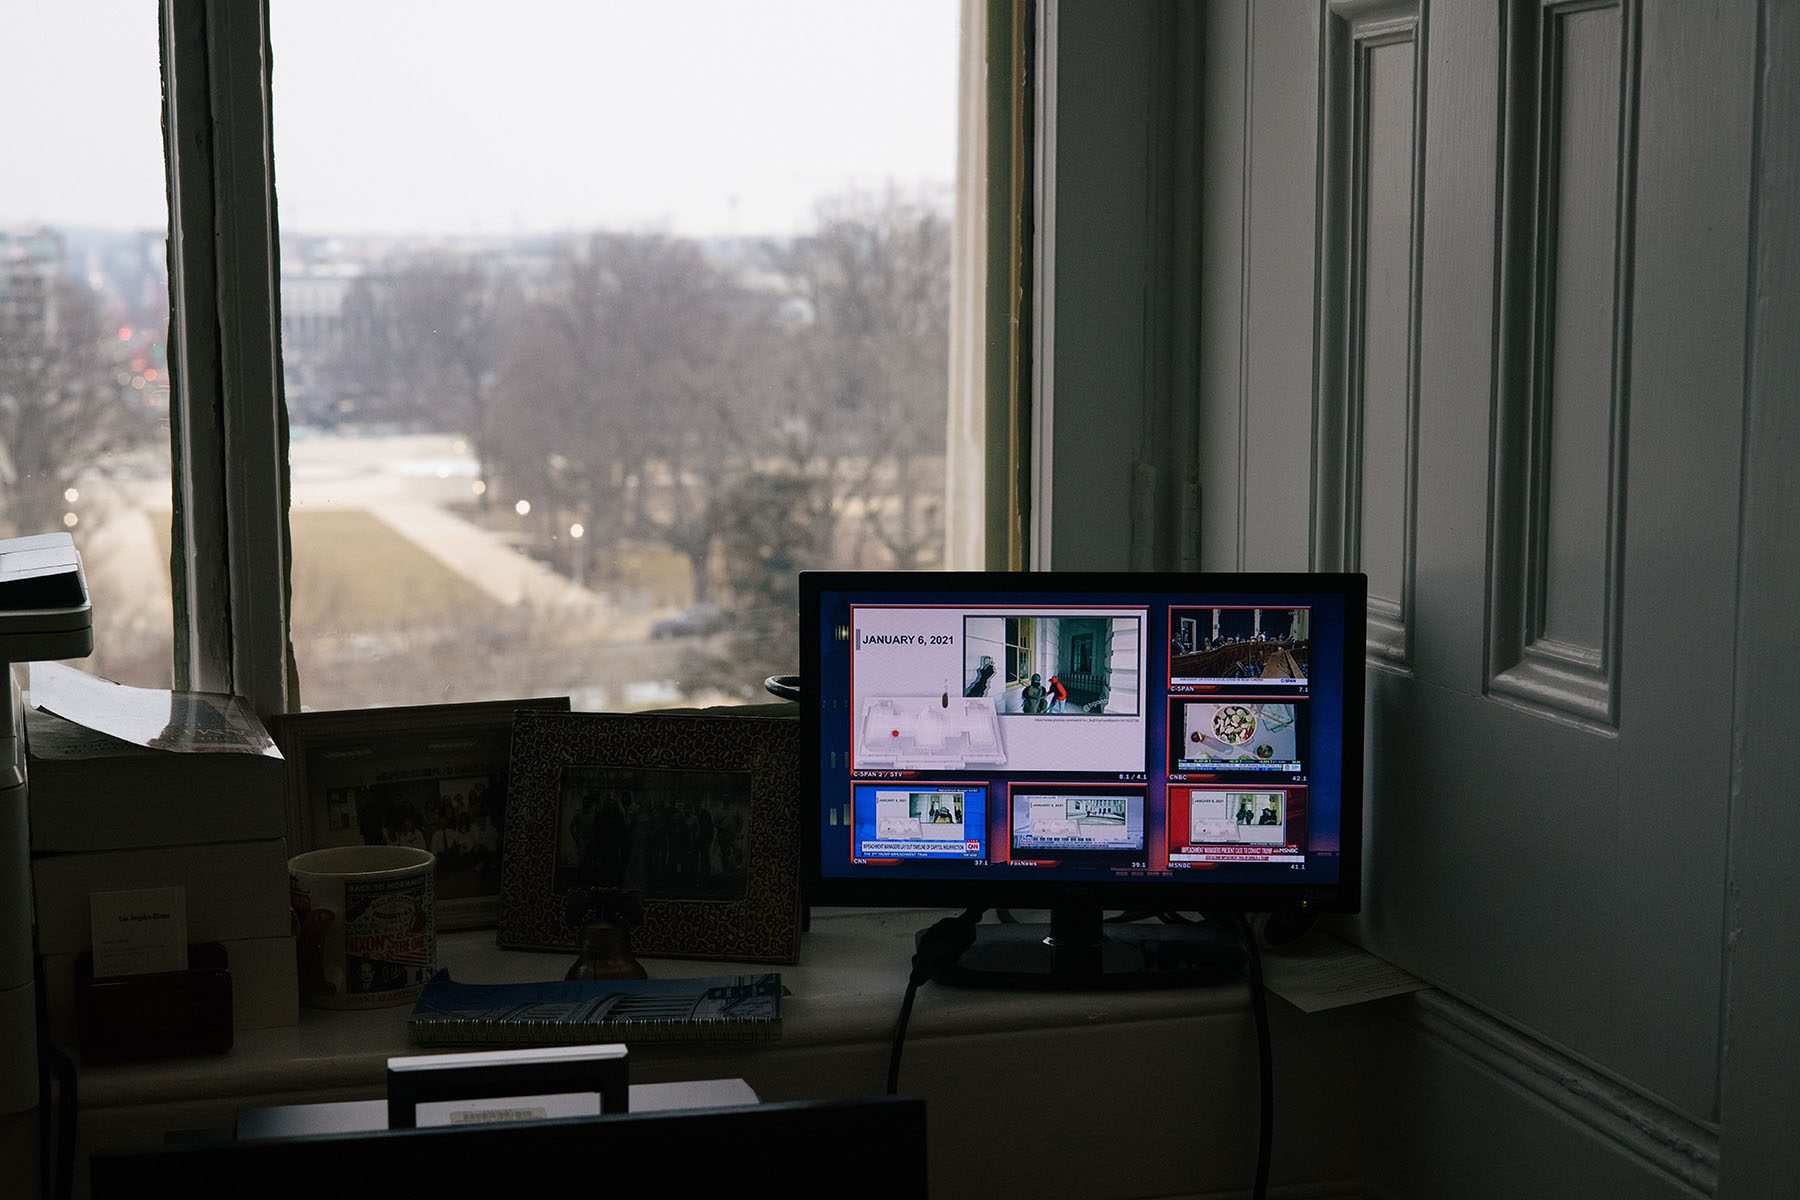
(1405, 991, 1719, 1196)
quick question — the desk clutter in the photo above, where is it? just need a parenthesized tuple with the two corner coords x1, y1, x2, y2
(22, 665, 805, 1071)
(407, 969, 783, 1046)
(26, 665, 296, 1061)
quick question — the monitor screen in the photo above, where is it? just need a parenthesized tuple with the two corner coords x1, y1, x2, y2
(801, 572, 1364, 912)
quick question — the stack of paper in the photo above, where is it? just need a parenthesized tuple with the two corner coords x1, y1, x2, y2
(26, 664, 297, 1045)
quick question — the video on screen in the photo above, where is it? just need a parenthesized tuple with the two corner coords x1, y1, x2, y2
(856, 696, 1007, 770)
(1169, 699, 1303, 774)
(964, 615, 1142, 715)
(1008, 787, 1146, 856)
(850, 605, 1148, 774)
(1183, 788, 1288, 845)
(1165, 785, 1308, 865)
(1169, 606, 1310, 686)
(852, 784, 987, 860)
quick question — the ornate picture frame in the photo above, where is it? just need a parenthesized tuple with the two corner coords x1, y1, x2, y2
(497, 709, 801, 964)
(271, 698, 570, 931)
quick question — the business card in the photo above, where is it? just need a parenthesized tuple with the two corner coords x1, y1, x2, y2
(89, 886, 189, 978)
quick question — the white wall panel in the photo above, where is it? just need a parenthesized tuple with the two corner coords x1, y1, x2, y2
(1488, 0, 1636, 729)
(1196, 0, 1770, 1192)
(1315, 0, 1425, 668)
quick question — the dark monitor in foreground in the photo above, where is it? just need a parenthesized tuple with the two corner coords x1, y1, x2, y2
(801, 572, 1365, 987)
(93, 1098, 928, 1199)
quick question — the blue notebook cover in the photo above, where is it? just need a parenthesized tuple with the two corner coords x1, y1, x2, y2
(408, 970, 782, 1045)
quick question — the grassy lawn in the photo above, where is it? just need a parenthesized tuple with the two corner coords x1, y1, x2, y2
(608, 539, 696, 607)
(155, 508, 502, 632)
(290, 509, 502, 631)
(445, 499, 697, 608)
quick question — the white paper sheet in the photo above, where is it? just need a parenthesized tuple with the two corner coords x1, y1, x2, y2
(1258, 930, 1427, 1013)
(28, 661, 278, 755)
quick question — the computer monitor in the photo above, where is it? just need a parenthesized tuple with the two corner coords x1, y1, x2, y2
(93, 1097, 928, 1198)
(800, 572, 1365, 987)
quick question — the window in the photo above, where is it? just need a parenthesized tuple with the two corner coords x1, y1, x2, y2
(0, 2, 173, 687)
(48, 0, 1025, 715)
(268, 0, 979, 711)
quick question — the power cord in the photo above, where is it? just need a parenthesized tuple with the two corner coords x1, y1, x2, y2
(762, 675, 801, 702)
(34, 956, 75, 1200)
(886, 908, 984, 1095)
(1231, 910, 1273, 1200)
(884, 905, 1273, 1200)
(46, 1043, 75, 1200)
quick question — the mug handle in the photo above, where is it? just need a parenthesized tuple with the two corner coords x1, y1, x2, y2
(293, 906, 339, 996)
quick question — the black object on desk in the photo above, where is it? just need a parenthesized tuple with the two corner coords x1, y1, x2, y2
(93, 1096, 930, 1198)
(73, 941, 233, 1064)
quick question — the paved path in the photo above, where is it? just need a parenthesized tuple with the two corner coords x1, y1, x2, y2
(288, 434, 659, 640)
(67, 433, 672, 678)
(366, 500, 604, 614)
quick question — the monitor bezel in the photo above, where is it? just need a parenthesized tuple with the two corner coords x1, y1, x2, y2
(799, 570, 1366, 914)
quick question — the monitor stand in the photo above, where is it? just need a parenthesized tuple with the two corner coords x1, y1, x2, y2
(927, 905, 1245, 990)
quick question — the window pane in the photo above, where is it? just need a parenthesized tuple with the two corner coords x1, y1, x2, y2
(272, 0, 973, 711)
(0, 2, 173, 687)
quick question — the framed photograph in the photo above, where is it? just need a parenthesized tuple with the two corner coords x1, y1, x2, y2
(498, 709, 801, 963)
(271, 698, 571, 930)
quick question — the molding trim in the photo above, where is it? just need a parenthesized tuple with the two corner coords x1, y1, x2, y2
(1485, 0, 1640, 731)
(1313, 0, 1427, 670)
(1029, 0, 1056, 570)
(1234, 1, 1256, 571)
(1717, 1, 1800, 1186)
(944, 0, 990, 572)
(1166, 0, 1205, 572)
(1406, 990, 1719, 1195)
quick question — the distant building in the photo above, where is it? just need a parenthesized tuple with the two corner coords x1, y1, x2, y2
(280, 260, 361, 425)
(0, 227, 63, 337)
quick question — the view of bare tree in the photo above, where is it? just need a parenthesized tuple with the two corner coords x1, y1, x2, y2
(327, 256, 512, 500)
(0, 277, 156, 538)
(493, 233, 779, 601)
(776, 188, 951, 571)
(9, 188, 953, 707)
(687, 470, 839, 699)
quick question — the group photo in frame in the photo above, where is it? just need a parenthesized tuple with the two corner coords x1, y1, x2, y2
(271, 697, 570, 930)
(498, 709, 801, 963)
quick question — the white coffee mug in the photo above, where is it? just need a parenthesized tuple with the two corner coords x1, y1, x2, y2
(290, 845, 436, 1009)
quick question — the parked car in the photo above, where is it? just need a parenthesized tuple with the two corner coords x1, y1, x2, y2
(650, 602, 727, 640)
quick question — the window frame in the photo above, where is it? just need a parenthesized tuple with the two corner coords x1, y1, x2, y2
(158, 0, 1039, 716)
(161, 0, 292, 716)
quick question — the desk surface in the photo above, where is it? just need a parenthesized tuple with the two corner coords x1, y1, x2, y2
(76, 907, 1255, 1111)
(66, 909, 1381, 1200)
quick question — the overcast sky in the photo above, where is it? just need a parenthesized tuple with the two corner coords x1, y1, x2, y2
(1, 0, 960, 238)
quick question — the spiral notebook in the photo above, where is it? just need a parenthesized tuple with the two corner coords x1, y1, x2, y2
(408, 970, 782, 1046)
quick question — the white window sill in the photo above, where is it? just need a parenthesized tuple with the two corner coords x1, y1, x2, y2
(75, 908, 1259, 1111)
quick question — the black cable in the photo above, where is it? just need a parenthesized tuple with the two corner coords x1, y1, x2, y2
(36, 992, 52, 1200)
(886, 908, 983, 1095)
(1105, 909, 1159, 924)
(47, 1042, 75, 1200)
(886, 978, 922, 1096)
(33, 936, 73, 1200)
(1232, 911, 1273, 1200)
(762, 675, 801, 702)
